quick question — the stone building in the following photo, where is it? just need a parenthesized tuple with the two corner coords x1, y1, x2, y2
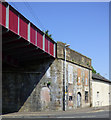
(92, 73, 111, 107)
(2, 41, 92, 114)
(56, 42, 92, 110)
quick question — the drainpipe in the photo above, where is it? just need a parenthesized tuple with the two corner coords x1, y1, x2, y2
(63, 44, 70, 111)
(89, 68, 92, 107)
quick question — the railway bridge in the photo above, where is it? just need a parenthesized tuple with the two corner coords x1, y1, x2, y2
(1, 2, 57, 114)
(1, 2, 56, 67)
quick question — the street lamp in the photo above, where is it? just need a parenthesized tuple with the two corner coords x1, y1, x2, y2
(64, 44, 70, 111)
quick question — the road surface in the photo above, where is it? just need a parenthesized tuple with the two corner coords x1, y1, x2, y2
(1, 109, 110, 119)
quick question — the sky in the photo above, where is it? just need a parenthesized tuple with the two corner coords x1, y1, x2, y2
(9, 2, 109, 79)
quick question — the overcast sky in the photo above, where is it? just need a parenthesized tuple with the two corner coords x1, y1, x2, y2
(9, 2, 109, 79)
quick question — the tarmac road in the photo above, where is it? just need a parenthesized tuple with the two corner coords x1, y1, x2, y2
(2, 110, 110, 119)
(1, 106, 111, 119)
(56, 110, 110, 118)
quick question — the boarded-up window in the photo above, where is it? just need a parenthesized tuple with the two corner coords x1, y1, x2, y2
(40, 87, 50, 109)
(68, 65, 73, 84)
(77, 68, 81, 85)
(78, 77, 80, 83)
(85, 78, 88, 85)
(85, 71, 88, 86)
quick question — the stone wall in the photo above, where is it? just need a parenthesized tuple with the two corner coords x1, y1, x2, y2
(2, 42, 92, 114)
(57, 41, 92, 110)
(57, 41, 91, 69)
(2, 58, 63, 113)
(63, 61, 92, 110)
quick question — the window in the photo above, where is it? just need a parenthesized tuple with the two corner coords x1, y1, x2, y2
(85, 78, 88, 85)
(68, 65, 73, 84)
(69, 96, 72, 101)
(97, 91, 99, 99)
(78, 77, 81, 84)
(77, 68, 81, 85)
(85, 91, 88, 103)
(85, 71, 88, 86)
(69, 74, 73, 84)
(69, 92, 73, 101)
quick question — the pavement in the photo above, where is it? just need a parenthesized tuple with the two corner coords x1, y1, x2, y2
(1, 105, 110, 118)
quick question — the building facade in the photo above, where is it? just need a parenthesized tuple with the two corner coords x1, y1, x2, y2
(92, 73, 111, 107)
(56, 42, 92, 110)
(2, 42, 92, 114)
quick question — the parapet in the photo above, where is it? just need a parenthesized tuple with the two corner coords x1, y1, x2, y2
(57, 41, 92, 69)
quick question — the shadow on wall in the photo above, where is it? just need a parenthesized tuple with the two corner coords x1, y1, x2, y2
(2, 58, 55, 114)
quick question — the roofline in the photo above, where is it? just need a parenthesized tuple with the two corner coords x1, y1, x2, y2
(92, 77, 111, 84)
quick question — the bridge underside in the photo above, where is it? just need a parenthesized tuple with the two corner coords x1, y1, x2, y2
(2, 26, 54, 67)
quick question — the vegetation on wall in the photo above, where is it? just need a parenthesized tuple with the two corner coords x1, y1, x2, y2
(44, 30, 53, 40)
(91, 66, 97, 73)
(91, 66, 100, 75)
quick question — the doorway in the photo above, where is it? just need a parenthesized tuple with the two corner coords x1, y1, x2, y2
(40, 87, 50, 110)
(77, 92, 81, 107)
